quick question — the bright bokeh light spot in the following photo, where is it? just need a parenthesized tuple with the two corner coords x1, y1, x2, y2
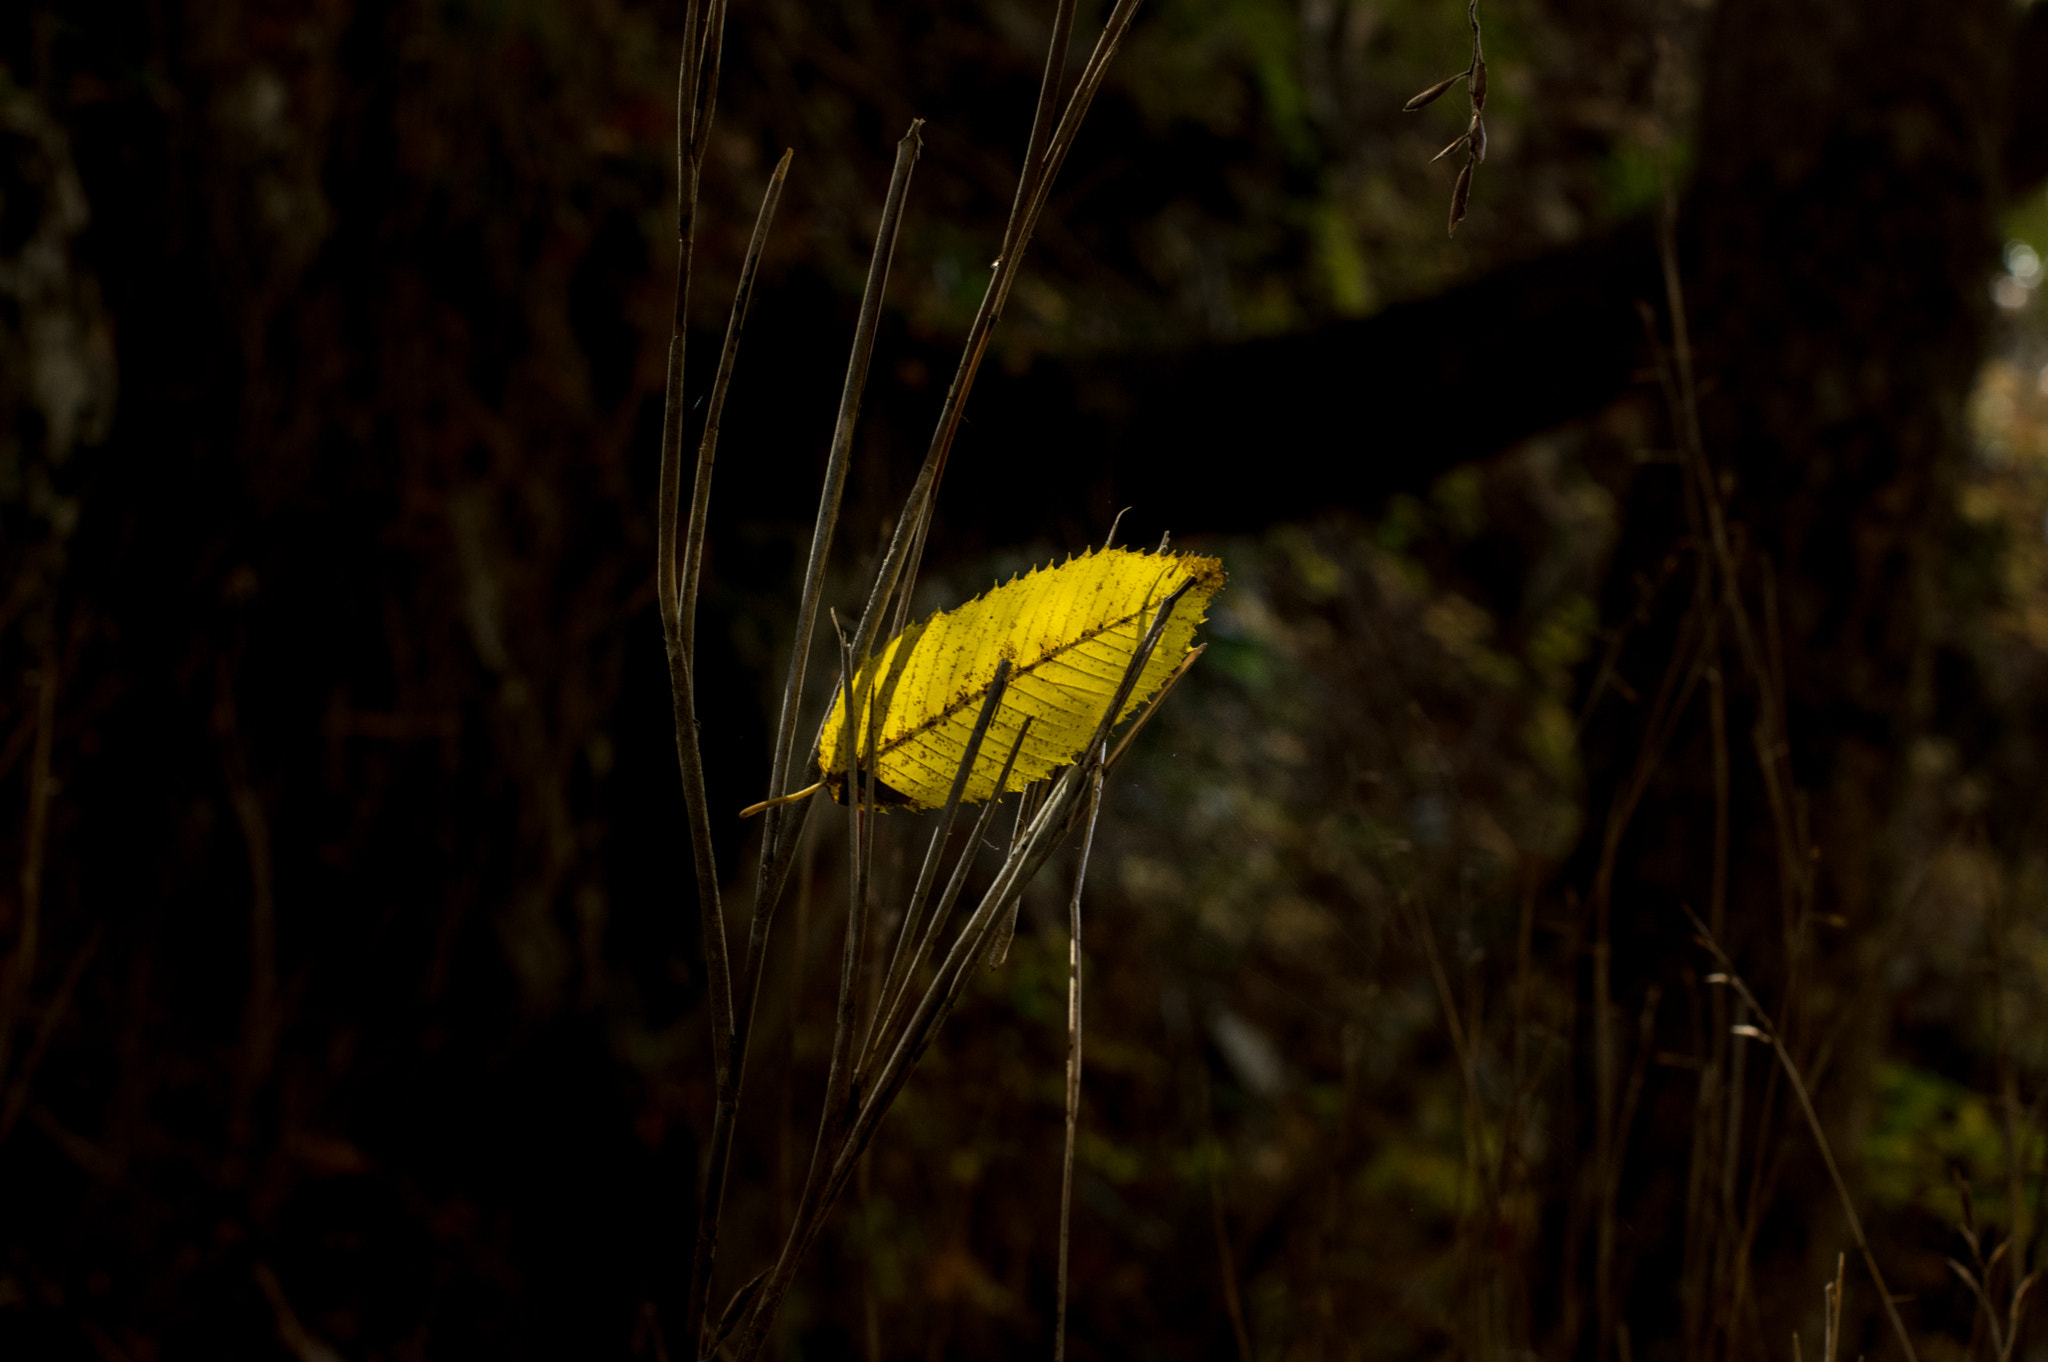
(2008, 239, 2043, 287)
(1994, 275, 2032, 310)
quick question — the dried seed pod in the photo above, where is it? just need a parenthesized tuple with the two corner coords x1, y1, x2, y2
(1448, 162, 1473, 237)
(1402, 72, 1466, 112)
(1471, 114, 1487, 164)
(1472, 57, 1488, 112)
(1433, 133, 1470, 164)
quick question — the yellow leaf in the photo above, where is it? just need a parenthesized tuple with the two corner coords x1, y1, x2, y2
(820, 547, 1226, 810)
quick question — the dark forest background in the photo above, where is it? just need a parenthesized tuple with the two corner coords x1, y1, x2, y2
(4, 0, 2048, 1359)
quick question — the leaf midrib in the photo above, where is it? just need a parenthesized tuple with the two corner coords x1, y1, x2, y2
(861, 596, 1169, 766)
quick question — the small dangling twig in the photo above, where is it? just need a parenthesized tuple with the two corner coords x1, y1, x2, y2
(1403, 0, 1487, 236)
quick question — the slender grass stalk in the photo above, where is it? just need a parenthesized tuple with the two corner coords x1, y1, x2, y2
(864, 717, 1035, 1078)
(678, 150, 791, 663)
(1824, 1252, 1844, 1362)
(1650, 198, 1808, 960)
(826, 622, 871, 1152)
(0, 927, 97, 1150)
(1601, 985, 1662, 1348)
(655, 3, 1169, 1353)
(675, 145, 793, 1355)
(1053, 758, 1105, 1362)
(0, 653, 57, 1095)
(1637, 193, 1830, 1352)
(836, 581, 1191, 1191)
(1199, 1064, 1256, 1362)
(1105, 645, 1204, 773)
(756, 122, 923, 863)
(859, 661, 1014, 1072)
(1011, 778, 1049, 854)
(830, 760, 1085, 1190)
(841, 0, 1145, 682)
(651, 3, 785, 1346)
(733, 736, 1053, 1362)
(865, 0, 1078, 636)
(657, 0, 716, 1036)
(1691, 915, 1921, 1362)
(730, 581, 1194, 1362)
(1578, 562, 1716, 1362)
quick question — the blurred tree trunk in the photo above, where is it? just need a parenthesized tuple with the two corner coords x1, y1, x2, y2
(1568, 0, 2008, 1353)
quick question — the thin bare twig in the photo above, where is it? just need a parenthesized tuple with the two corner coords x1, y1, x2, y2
(1404, 0, 1486, 234)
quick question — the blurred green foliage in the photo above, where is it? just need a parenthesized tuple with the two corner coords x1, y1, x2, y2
(1864, 1060, 2043, 1229)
